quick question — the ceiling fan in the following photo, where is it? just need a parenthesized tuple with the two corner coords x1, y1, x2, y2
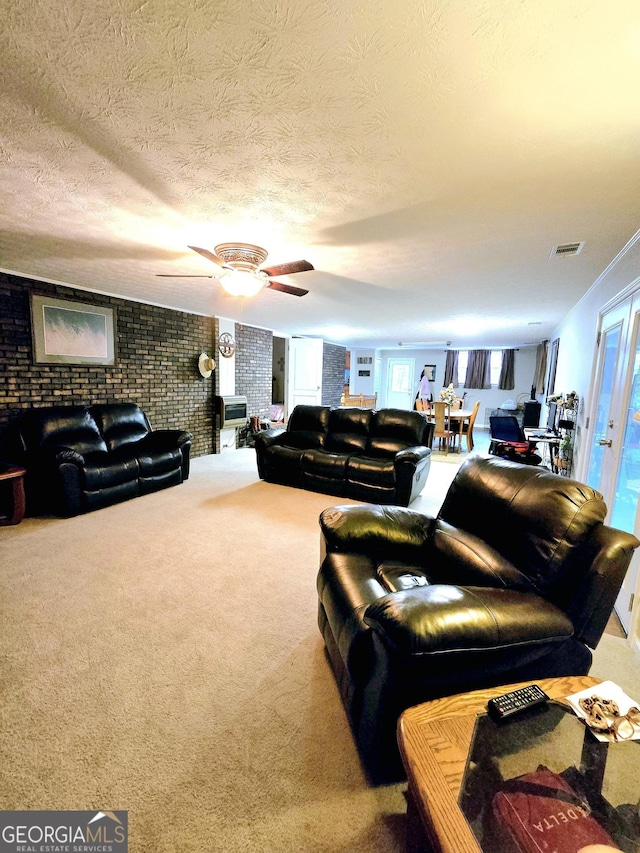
(157, 242, 313, 297)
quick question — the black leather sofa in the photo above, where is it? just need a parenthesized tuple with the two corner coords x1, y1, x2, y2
(254, 404, 434, 506)
(317, 455, 639, 781)
(16, 403, 192, 517)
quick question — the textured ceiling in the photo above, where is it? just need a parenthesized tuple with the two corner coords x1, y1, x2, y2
(1, 0, 640, 349)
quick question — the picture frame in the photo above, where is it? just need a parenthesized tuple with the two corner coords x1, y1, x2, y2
(425, 364, 436, 382)
(30, 295, 116, 365)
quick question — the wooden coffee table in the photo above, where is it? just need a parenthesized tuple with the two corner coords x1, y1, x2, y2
(397, 675, 602, 853)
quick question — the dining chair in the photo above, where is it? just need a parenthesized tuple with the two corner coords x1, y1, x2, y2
(460, 399, 481, 451)
(433, 401, 456, 455)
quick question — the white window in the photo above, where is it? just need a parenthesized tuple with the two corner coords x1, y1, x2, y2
(457, 351, 503, 387)
(391, 363, 411, 393)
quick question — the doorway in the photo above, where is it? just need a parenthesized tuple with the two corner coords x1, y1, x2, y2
(271, 336, 286, 424)
(386, 358, 415, 410)
(583, 289, 640, 634)
(286, 337, 323, 413)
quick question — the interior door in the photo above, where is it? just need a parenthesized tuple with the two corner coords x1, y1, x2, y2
(286, 337, 323, 414)
(386, 358, 415, 410)
(585, 295, 640, 633)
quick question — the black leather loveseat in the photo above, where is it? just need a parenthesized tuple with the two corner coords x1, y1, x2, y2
(317, 455, 639, 781)
(254, 405, 434, 506)
(16, 403, 192, 517)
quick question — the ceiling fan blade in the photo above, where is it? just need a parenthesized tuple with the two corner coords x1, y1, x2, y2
(266, 279, 309, 297)
(156, 274, 215, 278)
(261, 260, 314, 277)
(188, 245, 230, 268)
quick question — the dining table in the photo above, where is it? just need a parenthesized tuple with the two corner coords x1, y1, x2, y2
(424, 407, 476, 452)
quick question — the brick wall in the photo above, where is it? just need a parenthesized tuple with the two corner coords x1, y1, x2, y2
(0, 272, 215, 459)
(235, 323, 273, 421)
(322, 342, 347, 407)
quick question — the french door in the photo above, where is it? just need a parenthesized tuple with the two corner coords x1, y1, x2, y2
(584, 291, 640, 635)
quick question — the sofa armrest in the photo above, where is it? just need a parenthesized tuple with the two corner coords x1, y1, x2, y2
(54, 447, 86, 466)
(364, 585, 575, 656)
(394, 445, 431, 465)
(254, 428, 288, 450)
(320, 504, 435, 562)
(30, 444, 86, 467)
(557, 524, 639, 648)
(422, 420, 435, 448)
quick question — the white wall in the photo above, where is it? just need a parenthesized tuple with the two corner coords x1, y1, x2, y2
(548, 230, 640, 660)
(349, 349, 377, 396)
(550, 232, 640, 474)
(217, 317, 237, 451)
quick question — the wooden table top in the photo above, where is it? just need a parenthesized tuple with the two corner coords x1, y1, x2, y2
(424, 408, 473, 419)
(397, 675, 602, 853)
(0, 464, 26, 481)
(446, 409, 474, 419)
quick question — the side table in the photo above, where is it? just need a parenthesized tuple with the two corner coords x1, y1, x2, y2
(397, 675, 602, 853)
(0, 464, 26, 526)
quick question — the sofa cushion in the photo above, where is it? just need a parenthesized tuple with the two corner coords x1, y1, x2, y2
(429, 520, 538, 592)
(438, 456, 608, 594)
(281, 405, 330, 450)
(20, 406, 107, 457)
(81, 452, 139, 490)
(346, 454, 396, 486)
(91, 403, 150, 452)
(301, 449, 351, 479)
(366, 408, 427, 457)
(325, 407, 372, 453)
(135, 445, 182, 477)
(364, 584, 575, 655)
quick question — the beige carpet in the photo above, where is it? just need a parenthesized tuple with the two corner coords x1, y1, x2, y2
(1, 449, 638, 852)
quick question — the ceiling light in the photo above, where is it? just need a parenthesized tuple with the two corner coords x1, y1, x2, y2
(218, 268, 268, 297)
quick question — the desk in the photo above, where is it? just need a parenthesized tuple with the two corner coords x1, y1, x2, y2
(397, 675, 601, 853)
(523, 430, 562, 472)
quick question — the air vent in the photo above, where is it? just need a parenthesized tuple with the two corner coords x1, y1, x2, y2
(550, 242, 584, 258)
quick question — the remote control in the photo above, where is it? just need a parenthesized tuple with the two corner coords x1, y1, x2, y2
(487, 684, 549, 720)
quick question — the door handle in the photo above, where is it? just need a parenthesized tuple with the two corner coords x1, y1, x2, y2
(598, 439, 613, 447)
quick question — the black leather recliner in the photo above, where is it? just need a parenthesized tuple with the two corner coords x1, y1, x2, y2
(317, 455, 639, 781)
(255, 404, 433, 506)
(16, 403, 192, 516)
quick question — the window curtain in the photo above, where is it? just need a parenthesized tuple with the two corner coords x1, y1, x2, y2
(465, 350, 491, 389)
(443, 350, 459, 387)
(498, 349, 515, 390)
(532, 341, 548, 395)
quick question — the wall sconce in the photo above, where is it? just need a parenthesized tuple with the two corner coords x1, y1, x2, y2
(198, 352, 216, 378)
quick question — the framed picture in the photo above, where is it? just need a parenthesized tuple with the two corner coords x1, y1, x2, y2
(424, 364, 436, 382)
(31, 295, 116, 365)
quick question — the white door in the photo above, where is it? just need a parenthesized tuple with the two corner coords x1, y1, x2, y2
(286, 337, 323, 414)
(386, 358, 415, 410)
(584, 294, 640, 633)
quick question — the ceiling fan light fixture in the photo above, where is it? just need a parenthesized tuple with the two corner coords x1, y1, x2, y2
(218, 268, 268, 297)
